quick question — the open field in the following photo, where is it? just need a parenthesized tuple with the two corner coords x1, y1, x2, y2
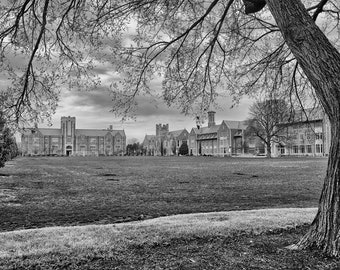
(0, 156, 327, 232)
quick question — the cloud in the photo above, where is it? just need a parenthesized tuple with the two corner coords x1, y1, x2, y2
(41, 82, 254, 143)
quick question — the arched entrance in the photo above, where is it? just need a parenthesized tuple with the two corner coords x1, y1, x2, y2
(66, 145, 72, 156)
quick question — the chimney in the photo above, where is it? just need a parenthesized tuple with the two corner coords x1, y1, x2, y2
(207, 111, 216, 127)
(109, 125, 113, 130)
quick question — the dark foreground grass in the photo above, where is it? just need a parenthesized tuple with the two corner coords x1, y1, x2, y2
(1, 225, 340, 270)
(0, 156, 326, 232)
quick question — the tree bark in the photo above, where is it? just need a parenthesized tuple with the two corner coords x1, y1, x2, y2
(265, 0, 340, 256)
(266, 137, 271, 158)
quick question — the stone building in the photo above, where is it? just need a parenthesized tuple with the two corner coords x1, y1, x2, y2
(188, 111, 248, 156)
(272, 108, 330, 157)
(144, 105, 332, 158)
(142, 135, 159, 156)
(162, 129, 189, 156)
(142, 124, 189, 156)
(21, 116, 126, 156)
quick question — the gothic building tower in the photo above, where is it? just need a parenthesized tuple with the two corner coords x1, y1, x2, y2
(61, 116, 76, 156)
(207, 111, 216, 127)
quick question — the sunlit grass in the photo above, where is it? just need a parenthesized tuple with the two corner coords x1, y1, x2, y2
(0, 208, 316, 259)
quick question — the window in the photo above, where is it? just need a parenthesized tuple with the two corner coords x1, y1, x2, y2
(278, 147, 285, 154)
(90, 138, 97, 144)
(33, 137, 39, 146)
(307, 145, 312, 153)
(315, 133, 323, 140)
(293, 145, 298, 153)
(316, 144, 323, 153)
(67, 121, 72, 136)
(300, 145, 305, 154)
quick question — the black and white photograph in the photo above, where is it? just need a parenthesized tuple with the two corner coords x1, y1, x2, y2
(0, 0, 340, 269)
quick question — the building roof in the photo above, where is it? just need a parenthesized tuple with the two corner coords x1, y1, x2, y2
(196, 124, 222, 135)
(21, 128, 61, 136)
(144, 134, 156, 139)
(143, 134, 157, 141)
(293, 107, 324, 122)
(39, 128, 62, 136)
(75, 129, 125, 137)
(190, 120, 248, 136)
(111, 130, 126, 137)
(277, 107, 325, 126)
(143, 134, 157, 144)
(223, 120, 247, 130)
(168, 129, 187, 137)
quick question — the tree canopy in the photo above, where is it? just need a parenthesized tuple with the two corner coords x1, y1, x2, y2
(247, 99, 291, 157)
(0, 0, 338, 126)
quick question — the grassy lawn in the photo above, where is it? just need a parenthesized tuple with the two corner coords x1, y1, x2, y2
(2, 208, 340, 269)
(1, 156, 339, 269)
(0, 156, 326, 232)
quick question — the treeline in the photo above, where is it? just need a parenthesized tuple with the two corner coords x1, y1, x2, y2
(126, 142, 145, 156)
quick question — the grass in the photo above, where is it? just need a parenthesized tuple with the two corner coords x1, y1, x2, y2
(1, 155, 338, 269)
(1, 208, 333, 270)
(0, 156, 326, 231)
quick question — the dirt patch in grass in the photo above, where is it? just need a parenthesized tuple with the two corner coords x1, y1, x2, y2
(1, 226, 340, 269)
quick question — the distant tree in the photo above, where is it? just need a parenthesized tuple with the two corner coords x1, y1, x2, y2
(126, 142, 143, 156)
(126, 144, 133, 156)
(178, 142, 189, 156)
(0, 117, 18, 168)
(247, 99, 292, 158)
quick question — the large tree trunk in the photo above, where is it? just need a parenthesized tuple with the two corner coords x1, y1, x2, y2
(265, 0, 340, 256)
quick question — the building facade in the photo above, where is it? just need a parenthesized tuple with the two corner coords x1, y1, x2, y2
(143, 124, 189, 156)
(188, 111, 248, 156)
(142, 134, 159, 156)
(272, 109, 330, 157)
(21, 116, 126, 156)
(162, 129, 189, 156)
(142, 108, 331, 158)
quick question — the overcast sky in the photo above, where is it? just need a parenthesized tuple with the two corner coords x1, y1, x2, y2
(38, 50, 254, 143)
(41, 86, 253, 143)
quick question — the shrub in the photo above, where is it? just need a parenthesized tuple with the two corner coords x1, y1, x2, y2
(178, 142, 189, 156)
